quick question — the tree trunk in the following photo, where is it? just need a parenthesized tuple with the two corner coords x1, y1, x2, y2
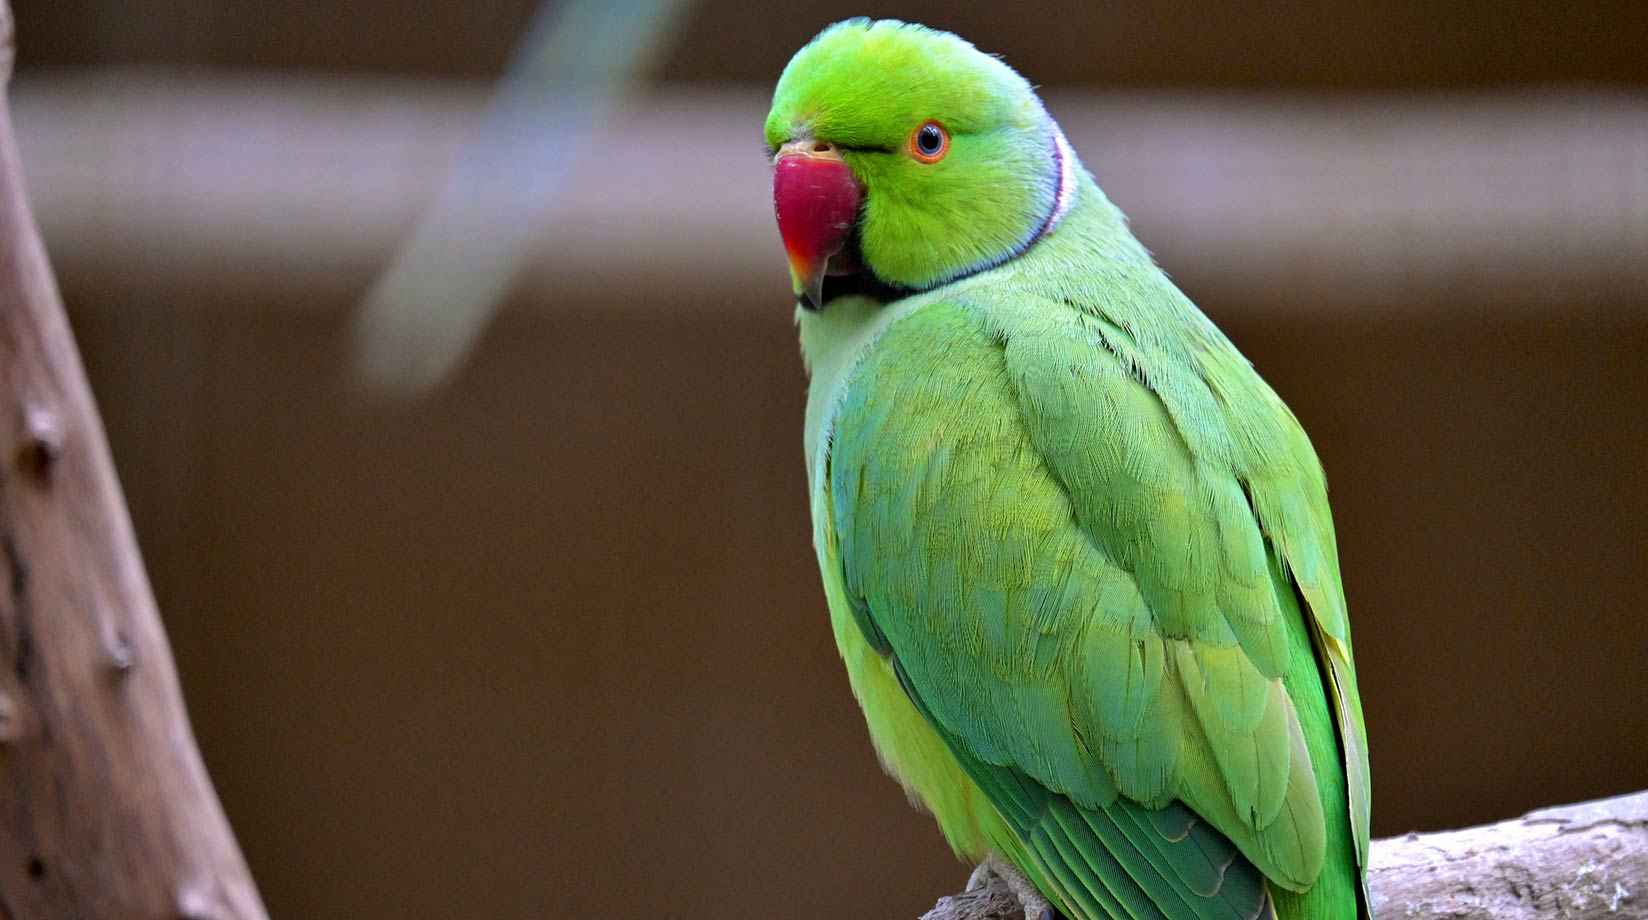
(0, 3, 268, 917)
(924, 791, 1648, 920)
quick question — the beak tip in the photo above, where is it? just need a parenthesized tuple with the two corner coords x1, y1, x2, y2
(803, 279, 825, 311)
(788, 253, 828, 310)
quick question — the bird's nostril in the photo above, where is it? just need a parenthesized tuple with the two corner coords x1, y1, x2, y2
(813, 141, 833, 153)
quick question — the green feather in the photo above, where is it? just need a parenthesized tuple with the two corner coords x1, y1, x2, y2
(776, 18, 1370, 920)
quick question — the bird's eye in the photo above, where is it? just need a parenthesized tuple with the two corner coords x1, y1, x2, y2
(910, 121, 949, 163)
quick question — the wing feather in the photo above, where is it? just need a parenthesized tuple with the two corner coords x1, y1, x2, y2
(826, 295, 1364, 917)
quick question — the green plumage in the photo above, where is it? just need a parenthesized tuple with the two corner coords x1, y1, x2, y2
(772, 20, 1370, 920)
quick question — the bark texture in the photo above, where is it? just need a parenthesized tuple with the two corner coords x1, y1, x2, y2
(0, 3, 268, 917)
(922, 791, 1648, 920)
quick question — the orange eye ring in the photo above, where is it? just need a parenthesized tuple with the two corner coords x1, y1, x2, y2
(909, 120, 950, 163)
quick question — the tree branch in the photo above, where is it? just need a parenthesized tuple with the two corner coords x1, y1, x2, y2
(0, 4, 267, 917)
(922, 791, 1648, 920)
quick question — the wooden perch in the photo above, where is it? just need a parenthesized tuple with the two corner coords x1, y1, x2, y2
(923, 791, 1648, 920)
(0, 3, 267, 917)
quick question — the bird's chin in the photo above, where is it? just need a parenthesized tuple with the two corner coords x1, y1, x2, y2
(804, 264, 911, 310)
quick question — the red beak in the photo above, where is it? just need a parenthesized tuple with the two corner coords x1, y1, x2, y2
(773, 142, 862, 309)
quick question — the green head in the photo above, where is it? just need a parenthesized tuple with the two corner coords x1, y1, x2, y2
(766, 19, 1073, 308)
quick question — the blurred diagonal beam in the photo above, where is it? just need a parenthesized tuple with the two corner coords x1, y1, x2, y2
(0, 9, 267, 919)
(11, 72, 1648, 317)
(353, 0, 691, 395)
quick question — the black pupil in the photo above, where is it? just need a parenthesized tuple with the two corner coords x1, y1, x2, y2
(917, 125, 943, 155)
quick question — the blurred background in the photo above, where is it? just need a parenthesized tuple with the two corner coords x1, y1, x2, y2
(9, 1, 1648, 918)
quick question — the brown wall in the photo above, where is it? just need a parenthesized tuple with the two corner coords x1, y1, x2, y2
(18, 0, 1648, 88)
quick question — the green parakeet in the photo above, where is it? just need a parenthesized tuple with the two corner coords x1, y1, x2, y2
(766, 20, 1371, 920)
